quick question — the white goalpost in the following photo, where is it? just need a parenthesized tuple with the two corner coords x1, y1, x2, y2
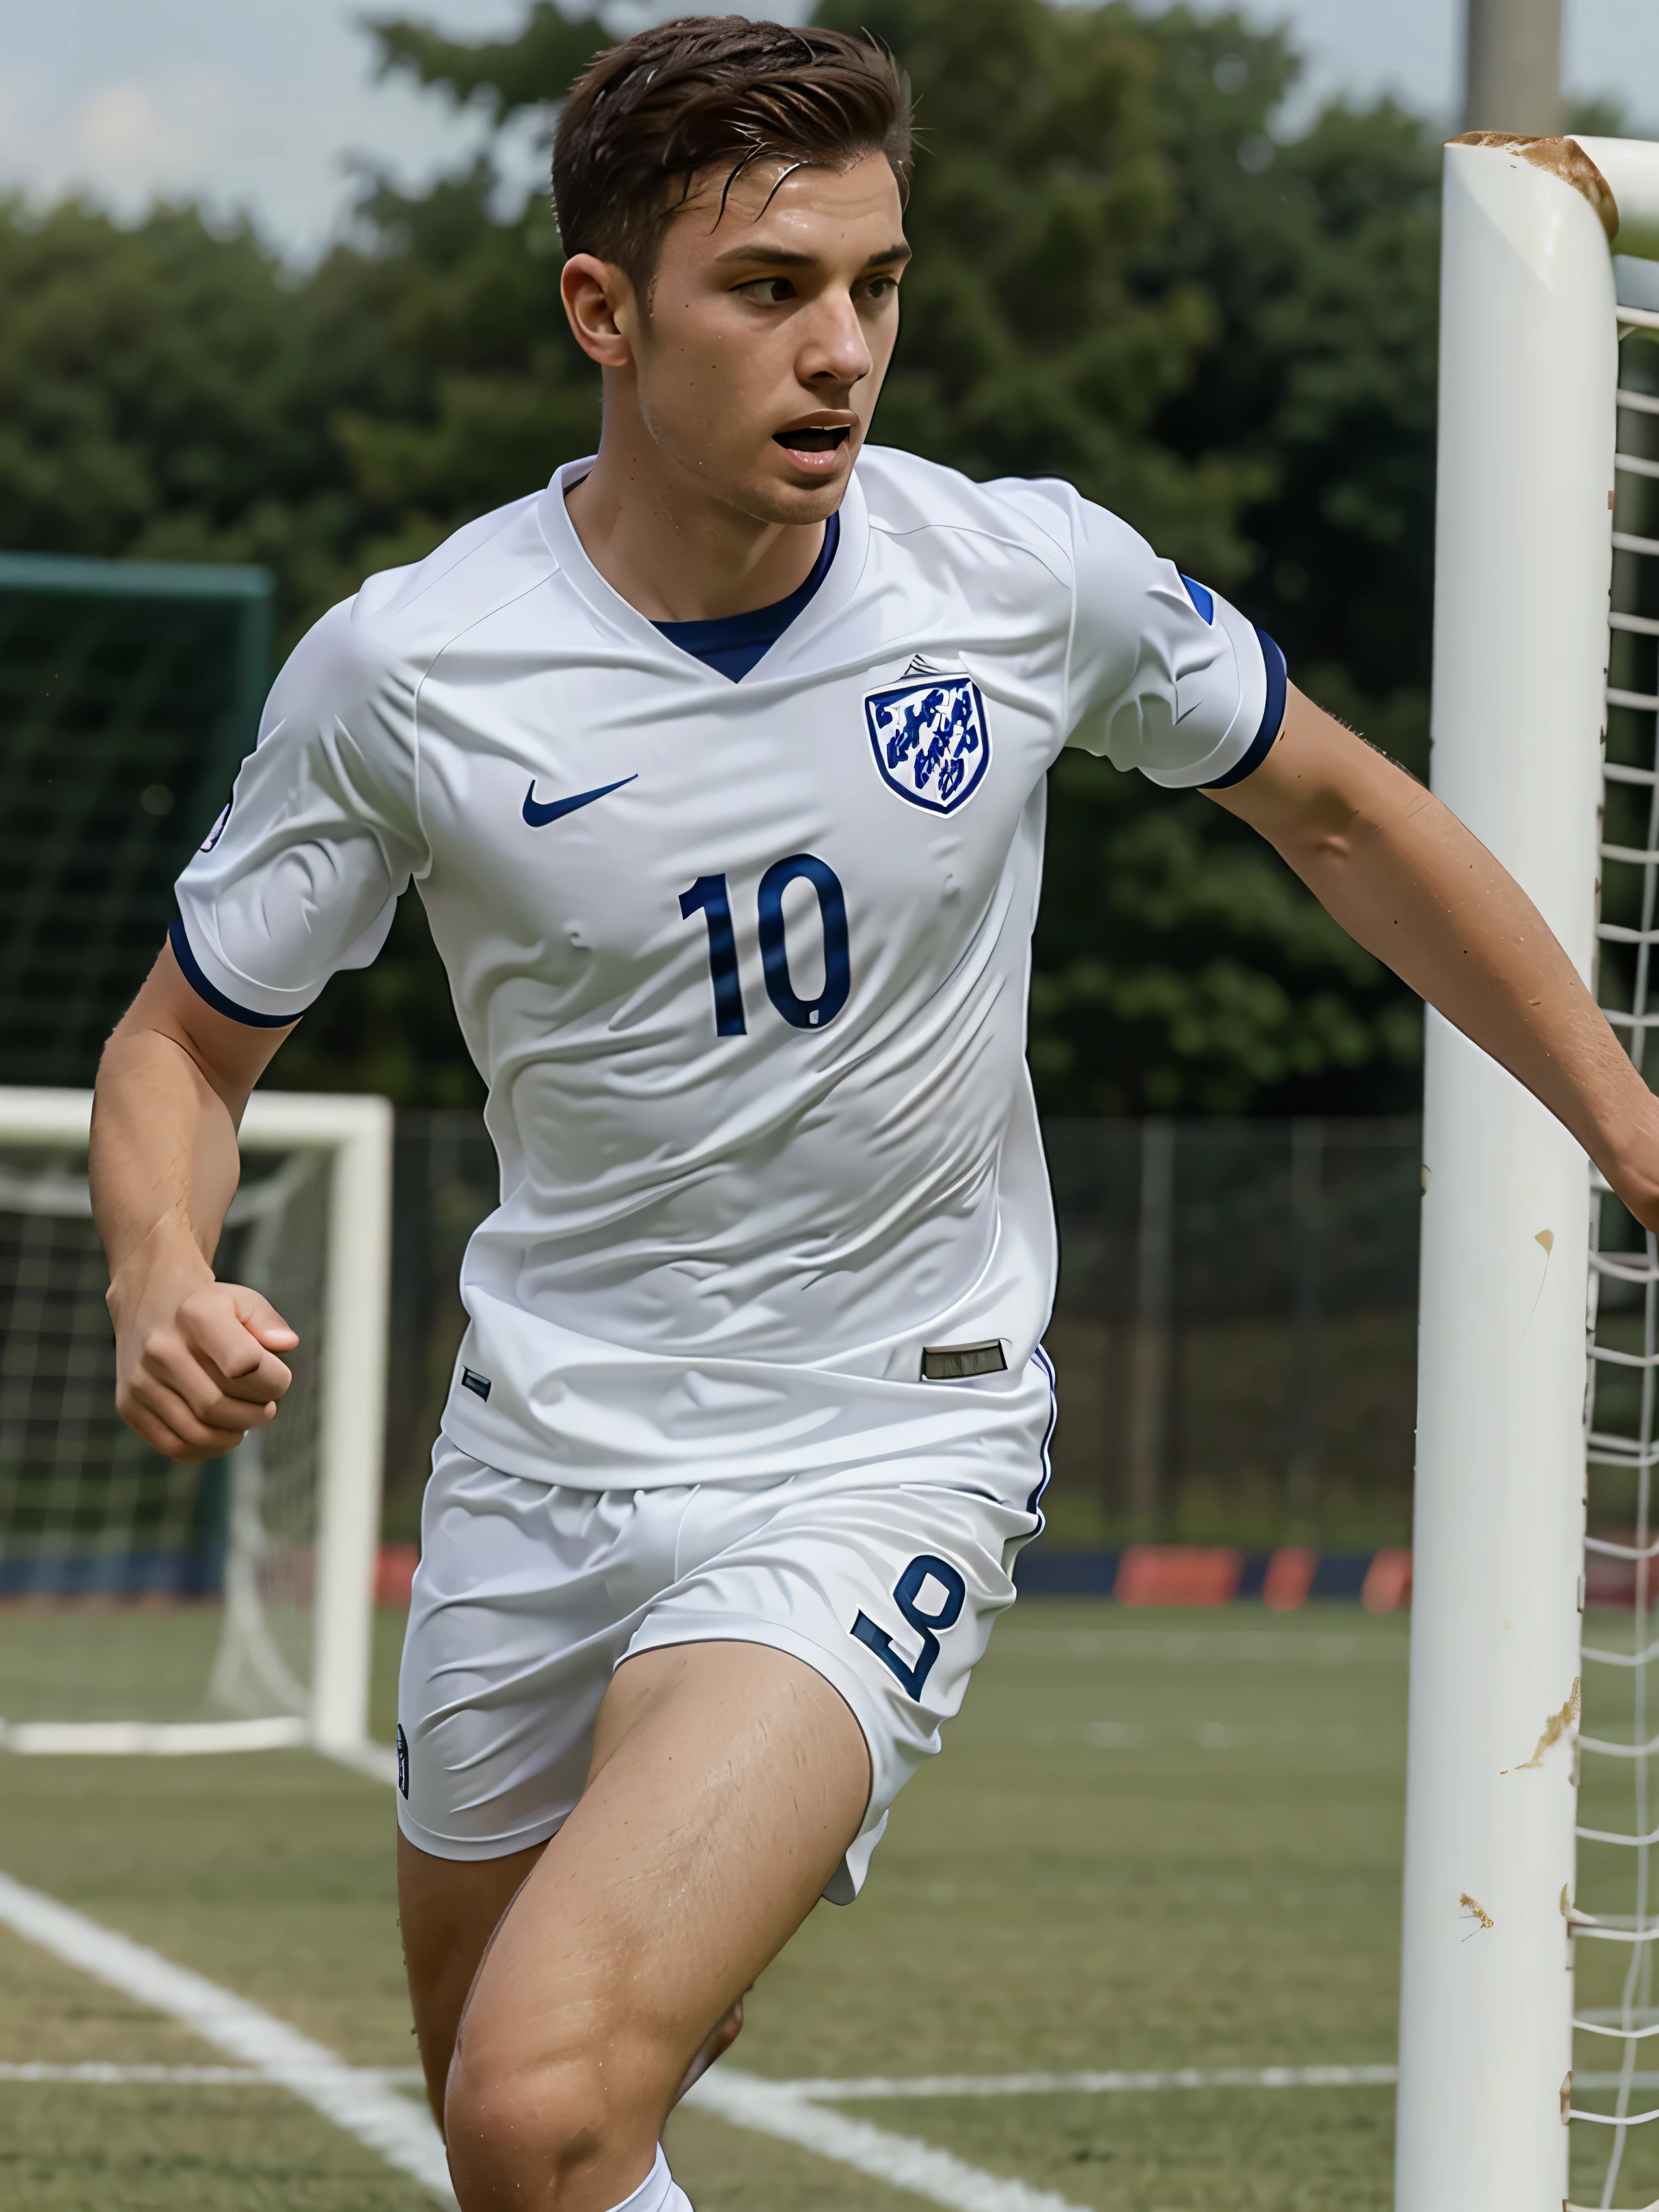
(0, 1087, 393, 1767)
(1400, 133, 1659, 2210)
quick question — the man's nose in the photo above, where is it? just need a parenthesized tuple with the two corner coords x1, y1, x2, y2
(800, 292, 874, 388)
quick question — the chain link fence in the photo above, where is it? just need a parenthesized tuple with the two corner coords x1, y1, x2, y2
(380, 1114, 1424, 1552)
(1043, 1118, 1420, 1552)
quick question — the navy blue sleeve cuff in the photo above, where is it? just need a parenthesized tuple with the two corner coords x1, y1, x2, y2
(168, 919, 301, 1028)
(1202, 627, 1287, 791)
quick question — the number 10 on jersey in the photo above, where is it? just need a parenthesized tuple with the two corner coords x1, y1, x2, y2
(680, 854, 850, 1036)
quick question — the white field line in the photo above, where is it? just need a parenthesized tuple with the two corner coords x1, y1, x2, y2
(0, 2047, 1097, 2212)
(0, 2063, 264, 2084)
(0, 1869, 456, 2204)
(1001, 1631, 1403, 1664)
(0, 1717, 308, 1756)
(0, 1724, 402, 1788)
(1019, 1721, 1398, 1754)
(773, 2064, 1399, 2098)
(0, 2057, 1401, 2100)
(320, 1737, 402, 1788)
(0, 1859, 1394, 2212)
(686, 2067, 1089, 2212)
(0, 2061, 426, 2086)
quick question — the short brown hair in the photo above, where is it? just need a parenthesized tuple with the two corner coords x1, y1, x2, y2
(552, 16, 912, 295)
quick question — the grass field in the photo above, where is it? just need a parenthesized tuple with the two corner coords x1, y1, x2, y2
(0, 1600, 1421, 2210)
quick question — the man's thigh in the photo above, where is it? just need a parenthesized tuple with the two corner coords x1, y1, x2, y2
(399, 1400, 1047, 1899)
(443, 1639, 869, 2209)
(399, 1835, 544, 2124)
(396, 1370, 1050, 2145)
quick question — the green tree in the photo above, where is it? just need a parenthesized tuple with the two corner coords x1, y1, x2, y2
(315, 162, 599, 617)
(372, 0, 1267, 577)
(0, 199, 365, 605)
(0, 0, 1448, 1114)
(254, 160, 602, 1106)
(1007, 10, 1442, 1112)
(365, 0, 1443, 1115)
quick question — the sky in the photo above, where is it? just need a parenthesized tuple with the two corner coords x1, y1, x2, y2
(1, 0, 1657, 262)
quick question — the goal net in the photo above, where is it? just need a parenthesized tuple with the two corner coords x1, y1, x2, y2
(0, 552, 271, 1091)
(0, 1088, 392, 1766)
(1399, 134, 1659, 2212)
(1577, 220, 1659, 2212)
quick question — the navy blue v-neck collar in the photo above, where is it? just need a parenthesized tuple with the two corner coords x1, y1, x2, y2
(653, 513, 840, 682)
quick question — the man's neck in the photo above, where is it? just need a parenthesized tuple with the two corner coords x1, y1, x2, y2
(564, 422, 828, 626)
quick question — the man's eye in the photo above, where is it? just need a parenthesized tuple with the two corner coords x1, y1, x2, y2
(863, 276, 899, 302)
(737, 277, 796, 305)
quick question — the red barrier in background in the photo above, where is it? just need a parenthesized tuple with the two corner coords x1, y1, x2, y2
(1115, 1546, 1243, 1607)
(1360, 1548, 1412, 1614)
(375, 1545, 418, 1608)
(1263, 1547, 1318, 1611)
(371, 1541, 1418, 1611)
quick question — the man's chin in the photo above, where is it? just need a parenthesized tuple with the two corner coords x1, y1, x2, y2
(733, 462, 852, 529)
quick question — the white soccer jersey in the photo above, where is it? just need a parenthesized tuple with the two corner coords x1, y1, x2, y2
(174, 447, 1284, 1488)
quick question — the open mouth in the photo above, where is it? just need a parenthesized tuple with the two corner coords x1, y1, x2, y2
(773, 426, 851, 455)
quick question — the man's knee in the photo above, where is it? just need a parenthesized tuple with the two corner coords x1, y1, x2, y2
(444, 2039, 651, 2210)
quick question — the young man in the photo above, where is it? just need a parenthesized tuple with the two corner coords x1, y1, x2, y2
(91, 17, 1659, 2212)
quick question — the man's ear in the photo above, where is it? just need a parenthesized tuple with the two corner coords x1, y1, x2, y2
(561, 254, 639, 369)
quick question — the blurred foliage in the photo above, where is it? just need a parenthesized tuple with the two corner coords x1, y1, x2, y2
(0, 200, 366, 610)
(0, 0, 1452, 1112)
(812, 0, 1441, 1112)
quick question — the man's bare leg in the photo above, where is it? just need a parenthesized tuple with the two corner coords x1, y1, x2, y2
(400, 1839, 542, 2125)
(426, 1640, 869, 2212)
(398, 1839, 744, 2129)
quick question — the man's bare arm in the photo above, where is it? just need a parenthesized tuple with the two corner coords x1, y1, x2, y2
(92, 942, 300, 1464)
(1210, 683, 1659, 1228)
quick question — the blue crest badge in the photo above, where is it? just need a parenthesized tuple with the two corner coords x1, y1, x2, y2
(865, 665, 990, 814)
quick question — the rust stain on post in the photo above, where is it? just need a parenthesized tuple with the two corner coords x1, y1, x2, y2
(1448, 132, 1619, 242)
(1511, 1677, 1583, 1772)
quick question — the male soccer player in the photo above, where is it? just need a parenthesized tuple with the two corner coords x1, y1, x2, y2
(90, 17, 1659, 2212)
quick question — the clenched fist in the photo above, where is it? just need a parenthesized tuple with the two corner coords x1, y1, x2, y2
(110, 1269, 299, 1464)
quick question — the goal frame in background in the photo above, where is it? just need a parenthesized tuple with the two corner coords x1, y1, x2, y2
(1400, 136, 1659, 2211)
(0, 1086, 393, 1763)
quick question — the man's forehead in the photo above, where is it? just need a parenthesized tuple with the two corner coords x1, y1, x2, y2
(674, 152, 906, 258)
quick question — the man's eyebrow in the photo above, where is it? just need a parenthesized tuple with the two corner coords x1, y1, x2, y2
(712, 240, 912, 270)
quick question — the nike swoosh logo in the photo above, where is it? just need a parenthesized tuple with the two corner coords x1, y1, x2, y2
(522, 773, 637, 828)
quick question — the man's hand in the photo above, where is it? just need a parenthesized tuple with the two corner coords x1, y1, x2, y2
(92, 938, 300, 1461)
(1210, 683, 1659, 1232)
(109, 1259, 299, 1465)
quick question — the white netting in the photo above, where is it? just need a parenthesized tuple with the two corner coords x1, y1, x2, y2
(1573, 309, 1659, 2209)
(0, 1135, 331, 1737)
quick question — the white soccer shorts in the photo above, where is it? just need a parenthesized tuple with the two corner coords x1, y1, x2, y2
(395, 1352, 1055, 1900)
